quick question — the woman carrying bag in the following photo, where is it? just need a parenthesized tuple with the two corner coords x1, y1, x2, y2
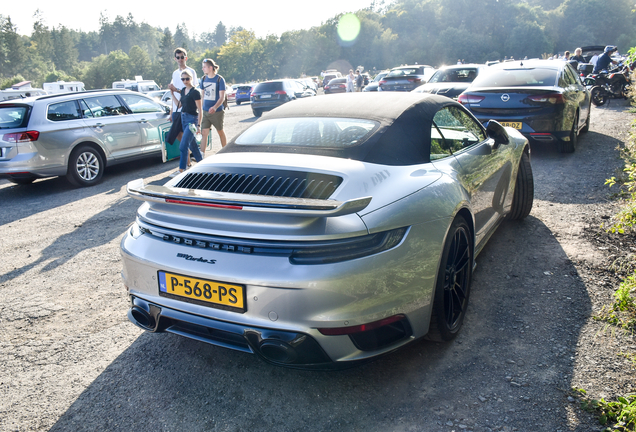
(170, 69, 203, 177)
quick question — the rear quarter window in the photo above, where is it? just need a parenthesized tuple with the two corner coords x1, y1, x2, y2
(47, 101, 81, 122)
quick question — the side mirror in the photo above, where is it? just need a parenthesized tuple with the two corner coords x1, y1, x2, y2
(485, 120, 510, 148)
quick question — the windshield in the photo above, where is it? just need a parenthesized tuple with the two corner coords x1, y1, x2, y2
(428, 68, 478, 83)
(235, 117, 377, 148)
(471, 68, 558, 87)
(373, 73, 387, 83)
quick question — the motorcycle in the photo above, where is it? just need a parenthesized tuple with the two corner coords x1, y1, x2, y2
(584, 62, 632, 106)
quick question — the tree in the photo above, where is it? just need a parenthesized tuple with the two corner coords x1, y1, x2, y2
(50, 26, 78, 74)
(213, 22, 227, 47)
(128, 45, 152, 79)
(156, 29, 175, 86)
(174, 23, 189, 50)
(0, 15, 28, 78)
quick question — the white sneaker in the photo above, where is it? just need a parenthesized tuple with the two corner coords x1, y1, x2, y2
(168, 170, 182, 178)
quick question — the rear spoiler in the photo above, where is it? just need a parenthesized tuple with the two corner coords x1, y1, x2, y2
(127, 179, 371, 217)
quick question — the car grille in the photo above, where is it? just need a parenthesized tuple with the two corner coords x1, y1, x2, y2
(470, 107, 543, 115)
(174, 169, 342, 199)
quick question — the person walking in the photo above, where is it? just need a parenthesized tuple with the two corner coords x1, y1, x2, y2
(199, 58, 227, 154)
(167, 48, 199, 125)
(169, 69, 203, 177)
(346, 70, 355, 92)
(355, 70, 363, 92)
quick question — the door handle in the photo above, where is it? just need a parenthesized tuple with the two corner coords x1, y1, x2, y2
(138, 119, 148, 123)
(92, 123, 105, 128)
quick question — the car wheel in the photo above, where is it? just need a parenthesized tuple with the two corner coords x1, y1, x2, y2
(426, 216, 473, 342)
(558, 113, 577, 153)
(252, 109, 262, 118)
(581, 108, 591, 133)
(508, 152, 534, 220)
(590, 86, 607, 106)
(236, 101, 241, 105)
(66, 145, 104, 187)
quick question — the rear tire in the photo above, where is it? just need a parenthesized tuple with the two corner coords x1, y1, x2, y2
(508, 152, 534, 220)
(236, 101, 242, 105)
(66, 145, 104, 187)
(557, 113, 577, 153)
(426, 216, 473, 342)
(252, 109, 262, 118)
(591, 86, 607, 106)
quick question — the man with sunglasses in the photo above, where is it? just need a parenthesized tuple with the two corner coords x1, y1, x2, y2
(168, 48, 199, 122)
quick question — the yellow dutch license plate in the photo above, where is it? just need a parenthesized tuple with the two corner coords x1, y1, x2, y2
(500, 122, 522, 130)
(158, 271, 246, 313)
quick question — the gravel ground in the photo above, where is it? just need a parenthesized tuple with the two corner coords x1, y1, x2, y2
(0, 100, 634, 432)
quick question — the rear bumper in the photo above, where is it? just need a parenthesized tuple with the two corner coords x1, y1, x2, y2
(251, 100, 287, 111)
(470, 109, 569, 143)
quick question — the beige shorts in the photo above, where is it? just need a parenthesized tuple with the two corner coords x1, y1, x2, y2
(201, 110, 225, 131)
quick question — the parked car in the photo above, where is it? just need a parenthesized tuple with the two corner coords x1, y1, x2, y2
(299, 78, 317, 92)
(458, 59, 591, 153)
(226, 85, 238, 102)
(378, 65, 436, 92)
(363, 71, 389, 92)
(121, 92, 534, 369)
(250, 80, 302, 117)
(235, 84, 255, 105)
(322, 72, 342, 86)
(413, 64, 485, 99)
(147, 90, 170, 102)
(0, 89, 171, 186)
(324, 78, 347, 94)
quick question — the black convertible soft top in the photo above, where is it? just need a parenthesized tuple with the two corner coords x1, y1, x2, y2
(220, 92, 462, 165)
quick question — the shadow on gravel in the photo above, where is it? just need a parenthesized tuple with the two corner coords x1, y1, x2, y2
(48, 217, 594, 431)
(530, 129, 623, 206)
(0, 156, 177, 227)
(0, 161, 174, 284)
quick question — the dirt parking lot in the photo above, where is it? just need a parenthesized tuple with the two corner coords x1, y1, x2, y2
(0, 101, 634, 432)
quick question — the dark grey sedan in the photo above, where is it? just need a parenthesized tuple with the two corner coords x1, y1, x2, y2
(458, 59, 591, 153)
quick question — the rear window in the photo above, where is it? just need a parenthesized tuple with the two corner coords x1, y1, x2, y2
(0, 106, 30, 129)
(235, 117, 377, 148)
(429, 68, 479, 83)
(387, 67, 421, 77)
(471, 68, 558, 87)
(254, 82, 284, 93)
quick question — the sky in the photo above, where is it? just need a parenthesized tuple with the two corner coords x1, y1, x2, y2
(3, 0, 375, 38)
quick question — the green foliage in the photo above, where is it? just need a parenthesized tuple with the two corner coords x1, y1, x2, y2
(573, 388, 636, 431)
(0, 74, 26, 90)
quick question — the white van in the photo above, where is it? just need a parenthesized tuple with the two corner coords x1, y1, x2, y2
(0, 88, 47, 101)
(43, 81, 85, 94)
(112, 77, 160, 93)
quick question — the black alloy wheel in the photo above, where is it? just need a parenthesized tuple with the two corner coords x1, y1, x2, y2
(508, 152, 534, 220)
(427, 216, 473, 342)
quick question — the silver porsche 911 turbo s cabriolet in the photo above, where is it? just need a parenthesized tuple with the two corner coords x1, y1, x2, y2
(120, 92, 534, 369)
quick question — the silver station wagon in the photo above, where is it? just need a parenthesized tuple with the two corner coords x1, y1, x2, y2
(0, 90, 171, 187)
(121, 93, 534, 370)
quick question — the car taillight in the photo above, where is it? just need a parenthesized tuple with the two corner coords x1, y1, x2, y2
(407, 78, 422, 83)
(379, 80, 387, 85)
(275, 90, 286, 95)
(458, 94, 485, 104)
(528, 94, 565, 104)
(3, 131, 40, 143)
